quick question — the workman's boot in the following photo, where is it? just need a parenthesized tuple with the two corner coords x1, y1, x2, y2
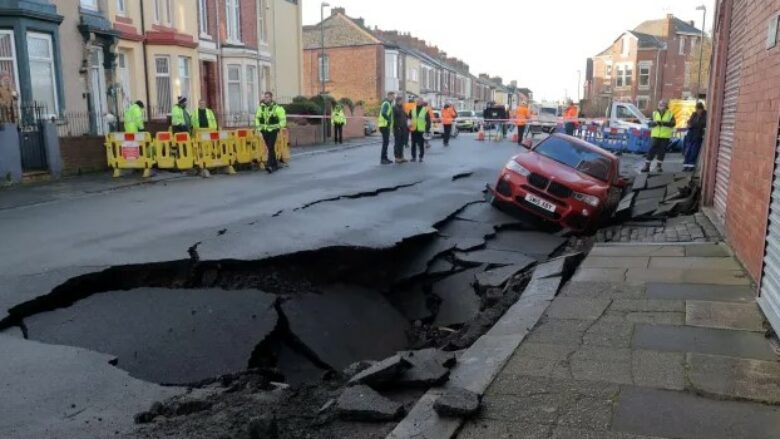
(640, 162, 651, 173)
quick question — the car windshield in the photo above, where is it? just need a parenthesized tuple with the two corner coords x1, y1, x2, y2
(540, 107, 558, 116)
(534, 137, 612, 182)
(458, 111, 472, 117)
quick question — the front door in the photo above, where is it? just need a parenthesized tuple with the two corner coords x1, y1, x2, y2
(89, 49, 108, 135)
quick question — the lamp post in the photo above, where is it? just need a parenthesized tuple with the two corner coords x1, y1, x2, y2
(577, 70, 581, 102)
(320, 2, 330, 142)
(695, 5, 707, 99)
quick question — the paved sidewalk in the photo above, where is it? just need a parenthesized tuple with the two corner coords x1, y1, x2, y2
(458, 242, 780, 439)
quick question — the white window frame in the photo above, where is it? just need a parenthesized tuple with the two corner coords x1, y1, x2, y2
(616, 63, 633, 88)
(116, 0, 126, 15)
(165, 0, 173, 26)
(638, 62, 651, 90)
(636, 96, 649, 111)
(226, 63, 242, 113)
(258, 0, 268, 43)
(178, 56, 191, 100)
(153, 0, 172, 25)
(117, 51, 131, 108)
(226, 0, 242, 43)
(0, 30, 19, 102)
(246, 65, 258, 112)
(679, 36, 686, 55)
(318, 54, 329, 82)
(154, 55, 172, 114)
(198, 0, 209, 37)
(27, 32, 59, 114)
(81, 0, 99, 11)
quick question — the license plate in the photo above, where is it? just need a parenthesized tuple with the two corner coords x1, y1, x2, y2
(524, 193, 557, 213)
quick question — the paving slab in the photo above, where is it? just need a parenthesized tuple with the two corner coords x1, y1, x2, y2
(612, 386, 780, 439)
(475, 263, 532, 290)
(631, 199, 662, 218)
(459, 419, 551, 439)
(645, 282, 753, 302)
(559, 281, 646, 300)
(685, 300, 765, 332)
(499, 343, 577, 379)
(589, 245, 684, 257)
(648, 256, 741, 270)
(386, 391, 461, 439)
(645, 174, 675, 189)
(546, 298, 611, 321)
(523, 276, 564, 300)
(433, 267, 484, 327)
(438, 219, 497, 240)
(687, 353, 780, 404)
(485, 230, 567, 258)
(24, 288, 278, 384)
(631, 174, 648, 191)
(632, 324, 777, 361)
(631, 349, 686, 390)
(282, 285, 410, 371)
(616, 192, 635, 214)
(454, 249, 538, 267)
(610, 299, 684, 312)
(685, 244, 730, 257)
(569, 346, 633, 384)
(581, 256, 649, 269)
(625, 268, 750, 285)
(571, 268, 626, 283)
(533, 257, 567, 279)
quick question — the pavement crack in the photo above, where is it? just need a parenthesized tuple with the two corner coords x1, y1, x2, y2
(292, 181, 424, 212)
(451, 171, 474, 181)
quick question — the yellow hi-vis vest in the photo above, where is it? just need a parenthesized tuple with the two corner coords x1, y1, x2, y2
(410, 106, 427, 132)
(651, 110, 674, 139)
(377, 99, 393, 129)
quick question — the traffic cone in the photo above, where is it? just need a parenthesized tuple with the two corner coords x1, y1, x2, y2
(511, 131, 519, 143)
(476, 126, 485, 141)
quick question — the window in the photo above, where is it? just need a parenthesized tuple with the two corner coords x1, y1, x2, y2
(616, 64, 632, 88)
(165, 0, 172, 25)
(318, 55, 329, 81)
(116, 0, 126, 15)
(154, 55, 171, 114)
(227, 64, 242, 113)
(154, 0, 173, 25)
(679, 36, 686, 55)
(246, 65, 258, 112)
(0, 31, 18, 101)
(178, 56, 191, 100)
(534, 136, 612, 182)
(198, 0, 208, 35)
(81, 0, 99, 11)
(258, 0, 267, 43)
(226, 0, 241, 42)
(637, 96, 649, 111)
(27, 33, 58, 114)
(117, 52, 131, 108)
(638, 63, 651, 89)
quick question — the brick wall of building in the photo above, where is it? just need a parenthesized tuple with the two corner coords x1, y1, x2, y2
(706, 0, 780, 280)
(239, 0, 258, 49)
(303, 45, 383, 105)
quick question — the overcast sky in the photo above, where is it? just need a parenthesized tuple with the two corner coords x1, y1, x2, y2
(302, 0, 715, 102)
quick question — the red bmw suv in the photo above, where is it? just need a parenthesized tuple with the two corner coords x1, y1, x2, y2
(491, 134, 626, 232)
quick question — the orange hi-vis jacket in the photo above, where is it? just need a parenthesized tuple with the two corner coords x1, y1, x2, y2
(441, 107, 457, 125)
(404, 102, 416, 114)
(564, 105, 578, 122)
(515, 105, 530, 126)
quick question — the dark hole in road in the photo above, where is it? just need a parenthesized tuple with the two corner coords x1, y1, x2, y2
(0, 202, 573, 387)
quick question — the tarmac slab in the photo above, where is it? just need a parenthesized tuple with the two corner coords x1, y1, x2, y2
(433, 268, 484, 327)
(455, 202, 527, 228)
(437, 219, 496, 240)
(395, 236, 456, 281)
(388, 285, 434, 321)
(612, 386, 780, 439)
(24, 288, 278, 384)
(645, 173, 675, 189)
(485, 230, 567, 258)
(337, 385, 404, 421)
(454, 249, 538, 267)
(281, 285, 410, 371)
(685, 300, 765, 332)
(632, 324, 777, 361)
(635, 187, 666, 201)
(645, 282, 753, 302)
(475, 263, 534, 290)
(616, 192, 635, 214)
(631, 199, 661, 218)
(631, 174, 648, 191)
(687, 352, 780, 404)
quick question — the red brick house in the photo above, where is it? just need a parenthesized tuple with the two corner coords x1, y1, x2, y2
(585, 14, 704, 116)
(700, 0, 780, 331)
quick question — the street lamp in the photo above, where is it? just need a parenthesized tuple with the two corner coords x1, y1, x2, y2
(695, 5, 707, 99)
(320, 2, 330, 142)
(577, 70, 581, 102)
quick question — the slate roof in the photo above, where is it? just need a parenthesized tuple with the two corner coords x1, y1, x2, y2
(634, 16, 702, 37)
(628, 31, 666, 49)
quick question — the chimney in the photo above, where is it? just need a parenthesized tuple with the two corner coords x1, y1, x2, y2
(689, 20, 695, 26)
(354, 18, 365, 27)
(331, 7, 345, 16)
(666, 13, 674, 19)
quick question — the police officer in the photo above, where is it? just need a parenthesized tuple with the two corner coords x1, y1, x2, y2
(171, 96, 192, 133)
(255, 91, 287, 174)
(331, 103, 347, 144)
(192, 99, 217, 131)
(409, 97, 431, 163)
(643, 99, 676, 173)
(378, 91, 395, 164)
(123, 100, 145, 133)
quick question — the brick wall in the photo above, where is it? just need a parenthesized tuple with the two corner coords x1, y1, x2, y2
(239, 0, 258, 49)
(708, 0, 780, 280)
(60, 136, 108, 176)
(303, 45, 383, 105)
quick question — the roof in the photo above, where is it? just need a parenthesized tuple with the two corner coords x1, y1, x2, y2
(628, 31, 666, 49)
(634, 16, 702, 37)
(302, 13, 381, 50)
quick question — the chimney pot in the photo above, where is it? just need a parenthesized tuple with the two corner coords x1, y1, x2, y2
(331, 7, 345, 16)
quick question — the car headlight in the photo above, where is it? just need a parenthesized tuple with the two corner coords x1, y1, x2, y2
(573, 192, 600, 207)
(505, 160, 530, 177)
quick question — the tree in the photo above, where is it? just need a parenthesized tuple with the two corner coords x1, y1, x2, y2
(688, 36, 713, 97)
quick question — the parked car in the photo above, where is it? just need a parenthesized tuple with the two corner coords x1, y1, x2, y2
(528, 104, 560, 134)
(364, 119, 377, 135)
(456, 110, 482, 132)
(490, 134, 627, 232)
(431, 110, 459, 138)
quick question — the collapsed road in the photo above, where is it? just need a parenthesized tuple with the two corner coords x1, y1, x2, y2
(1, 139, 561, 438)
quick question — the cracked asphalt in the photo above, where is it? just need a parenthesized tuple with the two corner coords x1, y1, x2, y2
(0, 135, 524, 438)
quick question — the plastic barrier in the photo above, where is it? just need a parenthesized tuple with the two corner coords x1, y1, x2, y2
(155, 131, 196, 171)
(195, 130, 236, 174)
(275, 128, 291, 164)
(230, 129, 256, 165)
(105, 132, 155, 178)
(627, 128, 652, 154)
(154, 131, 176, 169)
(598, 127, 629, 153)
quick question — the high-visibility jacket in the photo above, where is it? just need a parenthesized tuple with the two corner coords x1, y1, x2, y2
(377, 99, 393, 129)
(171, 105, 191, 130)
(192, 108, 217, 130)
(255, 103, 287, 132)
(410, 106, 428, 132)
(651, 110, 675, 139)
(404, 102, 416, 114)
(331, 108, 347, 125)
(441, 107, 457, 125)
(515, 105, 530, 126)
(563, 105, 578, 122)
(124, 103, 144, 133)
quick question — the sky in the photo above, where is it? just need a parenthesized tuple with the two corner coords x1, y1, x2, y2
(302, 0, 715, 102)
